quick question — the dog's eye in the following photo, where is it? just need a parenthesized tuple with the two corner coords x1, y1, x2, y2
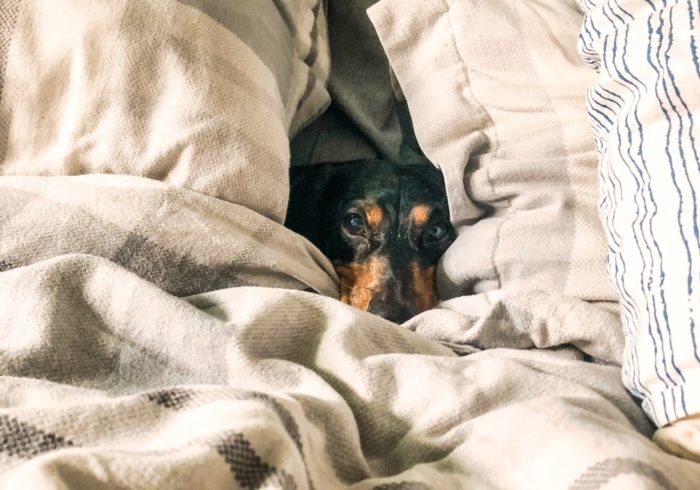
(343, 213, 365, 236)
(427, 223, 448, 241)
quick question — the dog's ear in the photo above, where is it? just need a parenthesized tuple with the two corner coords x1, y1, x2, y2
(285, 163, 335, 250)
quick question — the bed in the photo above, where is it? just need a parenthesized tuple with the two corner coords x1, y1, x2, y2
(0, 0, 698, 488)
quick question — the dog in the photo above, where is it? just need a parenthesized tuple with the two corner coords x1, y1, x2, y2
(285, 159, 455, 323)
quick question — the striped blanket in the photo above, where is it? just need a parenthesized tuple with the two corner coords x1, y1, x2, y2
(0, 0, 699, 488)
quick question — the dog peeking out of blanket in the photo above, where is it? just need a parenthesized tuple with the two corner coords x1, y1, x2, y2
(285, 159, 455, 323)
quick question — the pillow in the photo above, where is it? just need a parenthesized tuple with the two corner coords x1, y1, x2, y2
(577, 0, 700, 427)
(368, 0, 617, 306)
(0, 0, 329, 223)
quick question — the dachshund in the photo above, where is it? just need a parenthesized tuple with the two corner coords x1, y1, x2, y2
(285, 159, 455, 323)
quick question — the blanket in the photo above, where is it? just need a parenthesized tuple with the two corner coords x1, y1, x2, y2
(1, 176, 699, 489)
(1, 0, 700, 488)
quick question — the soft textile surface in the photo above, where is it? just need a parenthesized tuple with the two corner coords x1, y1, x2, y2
(2, 0, 700, 488)
(368, 0, 616, 311)
(0, 0, 329, 222)
(0, 176, 337, 297)
(578, 0, 700, 428)
(291, 0, 424, 167)
(2, 176, 700, 488)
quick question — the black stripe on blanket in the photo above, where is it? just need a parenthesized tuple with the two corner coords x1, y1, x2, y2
(371, 483, 432, 490)
(146, 388, 196, 409)
(112, 232, 247, 296)
(0, 414, 74, 458)
(569, 457, 678, 490)
(145, 389, 306, 489)
(145, 389, 304, 453)
(217, 432, 296, 490)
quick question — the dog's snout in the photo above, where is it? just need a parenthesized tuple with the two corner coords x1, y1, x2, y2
(367, 297, 414, 324)
(334, 249, 442, 323)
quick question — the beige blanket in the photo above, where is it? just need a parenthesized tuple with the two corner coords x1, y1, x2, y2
(1, 176, 699, 489)
(1, 0, 699, 488)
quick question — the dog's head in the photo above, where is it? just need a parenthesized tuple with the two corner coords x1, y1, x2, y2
(286, 159, 455, 323)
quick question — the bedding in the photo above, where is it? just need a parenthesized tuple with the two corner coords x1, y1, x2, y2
(368, 0, 616, 305)
(0, 0, 329, 222)
(1, 0, 700, 489)
(578, 0, 700, 430)
(290, 0, 425, 168)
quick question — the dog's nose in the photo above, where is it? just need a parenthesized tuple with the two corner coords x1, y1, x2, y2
(367, 298, 414, 324)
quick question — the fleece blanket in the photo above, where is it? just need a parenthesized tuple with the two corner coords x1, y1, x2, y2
(1, 176, 700, 489)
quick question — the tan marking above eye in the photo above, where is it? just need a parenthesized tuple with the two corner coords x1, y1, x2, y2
(411, 204, 432, 227)
(410, 262, 437, 313)
(364, 206, 384, 228)
(335, 257, 385, 311)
